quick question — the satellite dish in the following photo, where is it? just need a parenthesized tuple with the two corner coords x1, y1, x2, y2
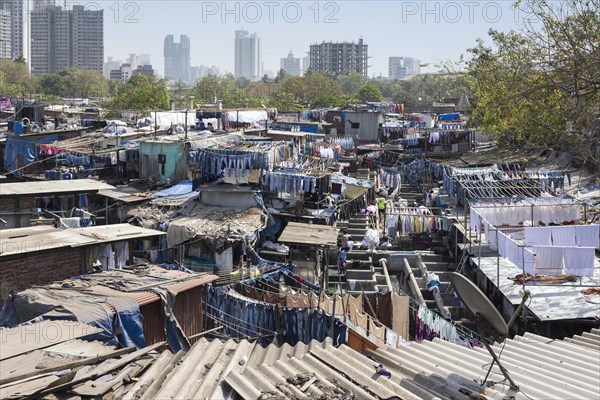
(450, 272, 518, 390)
(450, 272, 507, 342)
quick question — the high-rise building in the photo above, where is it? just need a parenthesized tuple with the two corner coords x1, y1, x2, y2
(30, 5, 103, 75)
(309, 38, 368, 77)
(388, 57, 420, 79)
(208, 65, 220, 76)
(0, 0, 53, 65)
(103, 56, 122, 78)
(138, 53, 151, 66)
(302, 56, 309, 75)
(163, 34, 191, 83)
(234, 30, 261, 81)
(0, 6, 11, 59)
(127, 53, 138, 70)
(190, 65, 221, 83)
(280, 50, 300, 76)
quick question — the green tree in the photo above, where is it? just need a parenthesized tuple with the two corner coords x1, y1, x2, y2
(357, 83, 384, 102)
(0, 60, 37, 90)
(274, 69, 287, 83)
(337, 72, 367, 96)
(38, 68, 108, 98)
(107, 74, 170, 112)
(235, 77, 252, 89)
(464, 0, 599, 162)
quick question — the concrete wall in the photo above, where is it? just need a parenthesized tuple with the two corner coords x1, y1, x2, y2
(344, 112, 385, 142)
(386, 252, 421, 272)
(139, 141, 186, 183)
(200, 190, 258, 208)
(0, 247, 83, 305)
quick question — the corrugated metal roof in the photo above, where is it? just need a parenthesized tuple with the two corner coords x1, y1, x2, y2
(0, 224, 165, 257)
(0, 179, 114, 196)
(471, 255, 600, 321)
(367, 333, 600, 400)
(0, 321, 102, 361)
(563, 328, 600, 351)
(4, 329, 600, 400)
(89, 285, 159, 306)
(166, 274, 218, 294)
(279, 222, 339, 247)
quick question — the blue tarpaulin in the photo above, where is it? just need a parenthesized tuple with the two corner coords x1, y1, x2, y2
(437, 113, 460, 121)
(299, 125, 319, 133)
(4, 134, 58, 176)
(151, 180, 197, 203)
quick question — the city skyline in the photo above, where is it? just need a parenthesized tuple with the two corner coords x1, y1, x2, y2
(98, 1, 522, 78)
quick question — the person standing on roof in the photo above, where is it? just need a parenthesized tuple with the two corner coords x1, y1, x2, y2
(340, 229, 353, 251)
(376, 195, 386, 217)
(338, 247, 349, 275)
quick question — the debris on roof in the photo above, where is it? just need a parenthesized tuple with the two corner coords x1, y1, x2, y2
(4, 328, 597, 400)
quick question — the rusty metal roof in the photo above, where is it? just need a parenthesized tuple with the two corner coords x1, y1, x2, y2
(166, 274, 219, 294)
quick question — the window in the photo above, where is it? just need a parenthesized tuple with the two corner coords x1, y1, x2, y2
(351, 122, 360, 129)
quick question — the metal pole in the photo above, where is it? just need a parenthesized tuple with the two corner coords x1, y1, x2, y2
(496, 227, 500, 288)
(330, 294, 337, 339)
(531, 204, 534, 226)
(522, 245, 526, 293)
(185, 109, 188, 140)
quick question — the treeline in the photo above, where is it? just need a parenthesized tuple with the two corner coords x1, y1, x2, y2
(0, 58, 467, 112)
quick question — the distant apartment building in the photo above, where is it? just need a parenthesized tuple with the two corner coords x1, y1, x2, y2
(309, 38, 368, 77)
(110, 63, 132, 82)
(110, 63, 154, 82)
(133, 64, 154, 77)
(302, 56, 310, 75)
(280, 50, 300, 76)
(30, 5, 103, 75)
(103, 56, 122, 78)
(190, 65, 220, 82)
(0, 6, 11, 59)
(234, 30, 261, 80)
(0, 0, 53, 66)
(126, 53, 138, 70)
(138, 53, 151, 66)
(164, 34, 191, 83)
(389, 57, 420, 79)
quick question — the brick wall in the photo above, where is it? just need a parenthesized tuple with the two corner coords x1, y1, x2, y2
(0, 247, 82, 306)
(0, 198, 16, 210)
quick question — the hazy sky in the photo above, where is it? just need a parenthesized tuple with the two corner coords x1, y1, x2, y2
(87, 0, 533, 76)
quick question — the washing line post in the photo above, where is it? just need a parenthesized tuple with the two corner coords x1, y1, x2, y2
(522, 245, 526, 293)
(496, 227, 500, 288)
(330, 293, 337, 341)
(531, 204, 534, 226)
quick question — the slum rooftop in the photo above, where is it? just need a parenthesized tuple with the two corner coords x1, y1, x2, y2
(1, 330, 598, 399)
